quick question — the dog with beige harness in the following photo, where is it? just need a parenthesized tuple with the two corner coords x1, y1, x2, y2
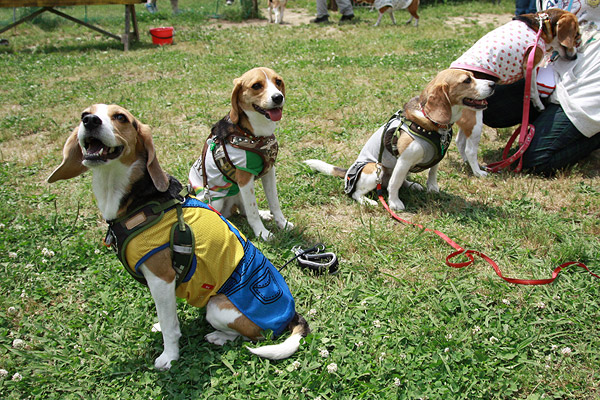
(47, 104, 310, 370)
(189, 67, 293, 241)
(305, 69, 495, 211)
(450, 9, 580, 177)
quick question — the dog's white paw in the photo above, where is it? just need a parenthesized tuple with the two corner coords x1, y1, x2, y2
(277, 219, 294, 231)
(404, 181, 424, 191)
(388, 199, 405, 211)
(472, 168, 488, 178)
(256, 229, 274, 241)
(358, 197, 378, 207)
(427, 184, 439, 193)
(205, 330, 239, 346)
(154, 351, 179, 371)
(258, 210, 274, 221)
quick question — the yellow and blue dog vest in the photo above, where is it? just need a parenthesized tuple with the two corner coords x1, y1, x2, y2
(120, 196, 295, 336)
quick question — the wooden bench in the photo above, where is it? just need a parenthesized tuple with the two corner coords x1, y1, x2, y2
(0, 0, 144, 50)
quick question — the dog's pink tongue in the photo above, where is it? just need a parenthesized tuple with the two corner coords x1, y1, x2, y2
(267, 108, 282, 122)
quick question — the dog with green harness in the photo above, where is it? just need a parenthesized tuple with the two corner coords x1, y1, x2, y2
(189, 67, 294, 241)
(305, 69, 496, 211)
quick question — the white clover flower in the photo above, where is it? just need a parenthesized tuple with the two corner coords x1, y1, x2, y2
(445, 333, 453, 340)
(275, 369, 283, 375)
(551, 344, 558, 351)
(94, 249, 101, 254)
(319, 349, 329, 358)
(0, 223, 5, 229)
(355, 341, 364, 348)
(12, 339, 25, 348)
(12, 372, 22, 381)
(326, 363, 338, 373)
(360, 300, 367, 306)
(379, 352, 386, 361)
(301, 387, 308, 393)
(0, 369, 8, 377)
(472, 326, 481, 334)
(307, 309, 317, 317)
(561, 347, 572, 355)
(7, 306, 17, 315)
(373, 320, 381, 328)
(444, 347, 450, 353)
(553, 295, 561, 300)
(291, 361, 301, 370)
(393, 377, 401, 387)
(502, 299, 511, 305)
(8, 252, 17, 259)
(400, 353, 407, 359)
(489, 336, 499, 343)
(536, 302, 546, 309)
(41, 248, 55, 258)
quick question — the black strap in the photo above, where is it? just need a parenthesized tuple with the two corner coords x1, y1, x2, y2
(279, 244, 339, 275)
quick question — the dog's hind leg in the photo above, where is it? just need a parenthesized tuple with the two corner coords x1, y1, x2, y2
(406, 0, 419, 26)
(205, 294, 262, 345)
(389, 10, 397, 25)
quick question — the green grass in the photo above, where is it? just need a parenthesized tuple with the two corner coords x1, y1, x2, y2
(1, 0, 600, 398)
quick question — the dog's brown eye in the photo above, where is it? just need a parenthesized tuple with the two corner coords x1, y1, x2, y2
(463, 77, 472, 84)
(113, 113, 128, 123)
(251, 83, 263, 90)
(275, 79, 283, 87)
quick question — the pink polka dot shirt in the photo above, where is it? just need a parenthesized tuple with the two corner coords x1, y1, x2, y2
(450, 20, 546, 85)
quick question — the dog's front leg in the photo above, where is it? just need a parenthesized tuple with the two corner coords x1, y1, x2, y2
(261, 167, 294, 232)
(387, 161, 412, 211)
(140, 264, 181, 371)
(237, 172, 273, 240)
(426, 163, 439, 193)
(529, 68, 545, 111)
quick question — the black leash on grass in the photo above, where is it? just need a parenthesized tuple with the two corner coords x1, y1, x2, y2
(279, 243, 339, 275)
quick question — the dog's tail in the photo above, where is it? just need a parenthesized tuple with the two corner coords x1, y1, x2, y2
(304, 159, 347, 179)
(246, 313, 311, 360)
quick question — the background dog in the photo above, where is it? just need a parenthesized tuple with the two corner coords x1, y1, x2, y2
(362, 0, 419, 27)
(269, 0, 287, 24)
(451, 9, 580, 177)
(305, 69, 495, 211)
(189, 67, 293, 241)
(48, 104, 309, 370)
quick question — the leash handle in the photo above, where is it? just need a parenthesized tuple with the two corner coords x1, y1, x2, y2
(376, 184, 599, 285)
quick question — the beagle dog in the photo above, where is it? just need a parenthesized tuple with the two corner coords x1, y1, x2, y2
(47, 104, 309, 371)
(269, 0, 287, 24)
(451, 9, 580, 177)
(363, 0, 419, 27)
(305, 69, 495, 211)
(189, 67, 293, 241)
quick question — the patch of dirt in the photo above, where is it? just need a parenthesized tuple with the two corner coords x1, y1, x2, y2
(446, 13, 513, 29)
(209, 8, 313, 28)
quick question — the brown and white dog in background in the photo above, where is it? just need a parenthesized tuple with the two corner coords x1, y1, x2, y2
(450, 9, 580, 177)
(361, 0, 419, 27)
(305, 69, 495, 211)
(269, 0, 287, 24)
(188, 67, 293, 241)
(47, 104, 309, 370)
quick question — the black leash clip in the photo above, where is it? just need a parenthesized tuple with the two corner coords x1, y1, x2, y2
(291, 244, 339, 275)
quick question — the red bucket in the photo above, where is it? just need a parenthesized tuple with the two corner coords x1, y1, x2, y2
(149, 27, 174, 45)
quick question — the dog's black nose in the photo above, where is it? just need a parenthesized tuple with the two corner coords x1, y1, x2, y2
(271, 93, 284, 105)
(82, 114, 102, 130)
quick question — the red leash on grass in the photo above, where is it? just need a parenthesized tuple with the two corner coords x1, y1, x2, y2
(376, 184, 600, 285)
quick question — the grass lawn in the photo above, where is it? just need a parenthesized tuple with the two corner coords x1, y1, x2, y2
(1, 0, 599, 398)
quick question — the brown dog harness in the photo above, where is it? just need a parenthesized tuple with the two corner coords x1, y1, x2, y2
(201, 116, 279, 187)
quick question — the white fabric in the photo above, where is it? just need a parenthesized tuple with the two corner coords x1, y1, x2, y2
(373, 0, 412, 11)
(451, 20, 546, 85)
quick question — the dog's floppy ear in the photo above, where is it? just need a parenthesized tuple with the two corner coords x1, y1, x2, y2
(423, 83, 452, 126)
(229, 77, 243, 124)
(557, 13, 579, 48)
(47, 127, 88, 183)
(136, 121, 169, 192)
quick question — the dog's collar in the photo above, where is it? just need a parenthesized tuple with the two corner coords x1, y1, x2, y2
(419, 103, 452, 130)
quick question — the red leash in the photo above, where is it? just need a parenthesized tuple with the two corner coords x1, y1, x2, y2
(376, 185, 600, 285)
(485, 16, 545, 173)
